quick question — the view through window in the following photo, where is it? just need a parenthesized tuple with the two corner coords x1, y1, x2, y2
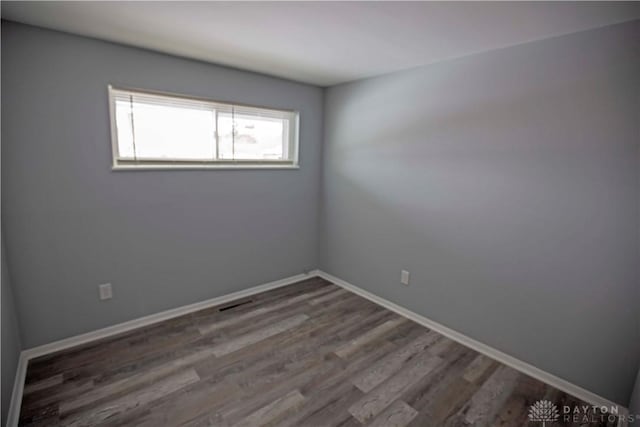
(109, 86, 299, 168)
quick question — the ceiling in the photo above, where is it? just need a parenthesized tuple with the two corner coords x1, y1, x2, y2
(2, 1, 639, 86)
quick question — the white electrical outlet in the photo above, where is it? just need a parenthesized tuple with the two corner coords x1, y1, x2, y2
(400, 270, 410, 285)
(99, 283, 113, 300)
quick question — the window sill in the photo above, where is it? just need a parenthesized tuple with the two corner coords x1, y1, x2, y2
(111, 163, 300, 171)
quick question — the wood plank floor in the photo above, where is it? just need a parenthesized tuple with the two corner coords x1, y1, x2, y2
(19, 277, 617, 426)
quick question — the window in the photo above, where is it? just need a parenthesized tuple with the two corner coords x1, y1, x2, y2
(108, 86, 299, 169)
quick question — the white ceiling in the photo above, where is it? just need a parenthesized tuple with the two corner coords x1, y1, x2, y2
(2, 1, 639, 86)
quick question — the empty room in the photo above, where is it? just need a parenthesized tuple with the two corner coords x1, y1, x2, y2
(1, 2, 639, 426)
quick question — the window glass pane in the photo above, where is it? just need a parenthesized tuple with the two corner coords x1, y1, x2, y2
(115, 99, 216, 160)
(217, 112, 286, 160)
(132, 101, 215, 160)
(217, 112, 234, 160)
(114, 100, 135, 158)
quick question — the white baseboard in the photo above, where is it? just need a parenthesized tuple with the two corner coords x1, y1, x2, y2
(6, 269, 629, 427)
(315, 270, 629, 419)
(23, 272, 313, 360)
(6, 271, 315, 427)
(6, 353, 28, 427)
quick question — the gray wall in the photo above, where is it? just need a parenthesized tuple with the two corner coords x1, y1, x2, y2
(1, 233, 23, 426)
(1, 21, 323, 348)
(320, 20, 640, 405)
(631, 368, 640, 416)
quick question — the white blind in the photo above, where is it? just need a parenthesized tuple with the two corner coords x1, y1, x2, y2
(110, 87, 298, 166)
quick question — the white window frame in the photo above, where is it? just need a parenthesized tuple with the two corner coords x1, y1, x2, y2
(108, 85, 300, 170)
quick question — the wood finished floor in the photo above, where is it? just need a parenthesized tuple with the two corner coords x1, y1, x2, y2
(19, 277, 616, 427)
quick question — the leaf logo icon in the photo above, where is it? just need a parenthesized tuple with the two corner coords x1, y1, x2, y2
(528, 400, 559, 426)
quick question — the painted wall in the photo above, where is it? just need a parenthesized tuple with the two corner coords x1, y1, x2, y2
(320, 20, 640, 404)
(630, 368, 640, 417)
(1, 233, 23, 426)
(1, 21, 323, 348)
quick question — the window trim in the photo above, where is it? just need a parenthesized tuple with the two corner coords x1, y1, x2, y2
(107, 85, 300, 170)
